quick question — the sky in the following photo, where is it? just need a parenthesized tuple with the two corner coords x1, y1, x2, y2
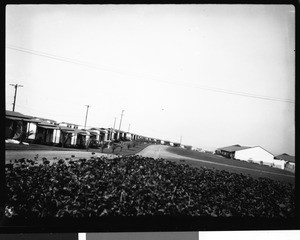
(5, 4, 295, 155)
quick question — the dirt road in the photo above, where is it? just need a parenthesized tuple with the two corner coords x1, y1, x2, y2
(136, 145, 295, 184)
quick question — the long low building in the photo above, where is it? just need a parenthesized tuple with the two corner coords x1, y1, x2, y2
(216, 144, 285, 169)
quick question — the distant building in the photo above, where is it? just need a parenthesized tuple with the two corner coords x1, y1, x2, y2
(59, 122, 79, 129)
(35, 119, 60, 145)
(276, 153, 295, 173)
(215, 144, 250, 158)
(124, 132, 132, 141)
(88, 128, 101, 142)
(204, 150, 214, 154)
(58, 122, 80, 147)
(5, 110, 40, 142)
(184, 145, 192, 150)
(216, 144, 285, 169)
(234, 146, 277, 167)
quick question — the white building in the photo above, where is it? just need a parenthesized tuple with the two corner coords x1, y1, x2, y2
(58, 122, 79, 147)
(276, 153, 295, 172)
(235, 146, 285, 169)
(235, 146, 273, 163)
(217, 145, 285, 170)
(36, 120, 60, 144)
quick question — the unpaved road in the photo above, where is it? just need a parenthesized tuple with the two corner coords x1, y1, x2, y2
(136, 144, 198, 160)
(136, 145, 295, 184)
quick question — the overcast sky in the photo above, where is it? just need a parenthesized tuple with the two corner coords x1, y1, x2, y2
(5, 4, 295, 155)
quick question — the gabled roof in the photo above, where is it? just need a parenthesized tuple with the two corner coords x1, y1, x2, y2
(38, 121, 57, 126)
(77, 130, 90, 136)
(276, 153, 295, 163)
(6, 110, 42, 123)
(217, 144, 250, 152)
(89, 128, 109, 134)
(38, 124, 59, 130)
(248, 146, 274, 157)
(59, 126, 77, 132)
(88, 130, 100, 136)
(6, 110, 33, 119)
(59, 122, 79, 126)
(115, 129, 125, 133)
(33, 117, 57, 123)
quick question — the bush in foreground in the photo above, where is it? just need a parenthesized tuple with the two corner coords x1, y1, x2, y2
(5, 155, 295, 218)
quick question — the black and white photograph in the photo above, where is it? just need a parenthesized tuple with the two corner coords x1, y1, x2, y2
(3, 3, 297, 231)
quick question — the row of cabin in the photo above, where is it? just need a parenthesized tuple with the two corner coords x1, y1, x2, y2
(215, 144, 295, 171)
(5, 110, 194, 150)
(5, 110, 146, 148)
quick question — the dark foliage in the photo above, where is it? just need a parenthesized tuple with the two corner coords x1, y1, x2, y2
(5, 155, 295, 218)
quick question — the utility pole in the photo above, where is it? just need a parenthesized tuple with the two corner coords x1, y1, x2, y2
(180, 135, 182, 145)
(111, 117, 117, 141)
(113, 117, 117, 129)
(84, 105, 90, 129)
(10, 84, 23, 112)
(118, 110, 124, 131)
(128, 123, 131, 132)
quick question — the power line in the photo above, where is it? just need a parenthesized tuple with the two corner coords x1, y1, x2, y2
(6, 44, 295, 104)
(175, 83, 295, 103)
(6, 45, 141, 78)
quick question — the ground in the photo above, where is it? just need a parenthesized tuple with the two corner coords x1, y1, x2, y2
(5, 143, 294, 184)
(5, 142, 152, 164)
(137, 145, 295, 185)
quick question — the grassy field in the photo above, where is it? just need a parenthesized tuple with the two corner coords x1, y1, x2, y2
(5, 142, 152, 156)
(166, 147, 294, 184)
(86, 142, 153, 156)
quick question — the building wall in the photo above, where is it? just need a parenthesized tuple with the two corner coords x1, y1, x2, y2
(284, 162, 295, 172)
(60, 132, 76, 146)
(125, 133, 131, 141)
(102, 132, 108, 142)
(45, 129, 53, 143)
(53, 129, 60, 144)
(26, 122, 37, 140)
(35, 127, 45, 142)
(5, 119, 27, 140)
(90, 130, 100, 141)
(76, 134, 90, 147)
(272, 159, 286, 169)
(220, 150, 233, 158)
(235, 147, 274, 164)
(71, 134, 77, 145)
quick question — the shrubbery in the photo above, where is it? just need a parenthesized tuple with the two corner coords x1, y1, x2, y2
(5, 155, 295, 218)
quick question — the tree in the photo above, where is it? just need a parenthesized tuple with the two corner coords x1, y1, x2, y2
(13, 120, 34, 144)
(19, 130, 34, 144)
(60, 132, 73, 148)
